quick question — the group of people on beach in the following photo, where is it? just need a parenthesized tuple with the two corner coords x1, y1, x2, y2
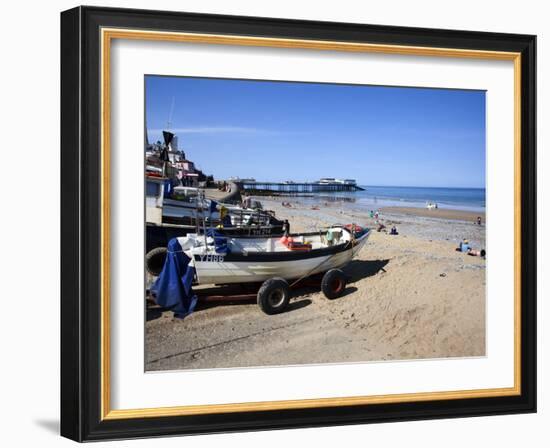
(456, 239, 486, 258)
(368, 209, 399, 235)
(273, 199, 485, 259)
(368, 208, 484, 258)
(454, 216, 484, 257)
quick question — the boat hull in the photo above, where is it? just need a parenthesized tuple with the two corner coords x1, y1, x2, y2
(191, 231, 370, 285)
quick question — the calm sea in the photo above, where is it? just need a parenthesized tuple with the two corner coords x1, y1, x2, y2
(309, 186, 486, 212)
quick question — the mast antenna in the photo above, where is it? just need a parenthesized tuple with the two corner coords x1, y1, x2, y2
(166, 96, 175, 130)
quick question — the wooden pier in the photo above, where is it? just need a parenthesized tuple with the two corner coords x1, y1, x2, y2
(236, 181, 364, 195)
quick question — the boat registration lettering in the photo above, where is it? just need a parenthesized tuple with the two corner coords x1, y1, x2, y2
(199, 254, 225, 263)
(251, 228, 270, 236)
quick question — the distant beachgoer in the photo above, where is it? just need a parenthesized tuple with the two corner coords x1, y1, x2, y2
(390, 226, 398, 235)
(377, 223, 386, 232)
(374, 211, 379, 220)
(468, 248, 486, 258)
(369, 210, 374, 218)
(457, 239, 470, 252)
(477, 216, 482, 225)
(283, 219, 290, 237)
(216, 206, 232, 228)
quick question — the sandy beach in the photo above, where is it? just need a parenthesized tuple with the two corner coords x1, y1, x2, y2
(381, 206, 485, 222)
(146, 196, 486, 371)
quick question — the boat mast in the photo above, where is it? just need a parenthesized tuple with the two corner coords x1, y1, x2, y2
(200, 190, 208, 250)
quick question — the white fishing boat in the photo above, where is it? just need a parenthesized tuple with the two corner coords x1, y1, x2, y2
(152, 225, 371, 315)
(189, 226, 369, 284)
(146, 176, 286, 275)
(146, 176, 281, 229)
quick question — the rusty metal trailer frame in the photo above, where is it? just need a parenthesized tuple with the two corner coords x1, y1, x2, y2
(194, 274, 326, 305)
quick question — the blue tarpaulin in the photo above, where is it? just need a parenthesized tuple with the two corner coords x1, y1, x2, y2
(151, 238, 198, 318)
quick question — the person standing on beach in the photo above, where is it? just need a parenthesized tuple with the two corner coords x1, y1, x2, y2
(242, 194, 251, 209)
(283, 220, 290, 237)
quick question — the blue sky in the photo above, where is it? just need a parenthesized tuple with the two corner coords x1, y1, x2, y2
(145, 76, 486, 188)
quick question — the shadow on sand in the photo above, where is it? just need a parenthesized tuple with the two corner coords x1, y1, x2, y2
(146, 295, 312, 320)
(345, 259, 390, 283)
(146, 307, 164, 321)
(192, 296, 313, 313)
(145, 260, 389, 319)
(283, 298, 312, 312)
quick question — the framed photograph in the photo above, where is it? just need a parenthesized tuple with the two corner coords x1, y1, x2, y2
(60, 6, 536, 441)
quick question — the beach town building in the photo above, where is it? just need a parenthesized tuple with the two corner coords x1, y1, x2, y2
(317, 178, 357, 186)
(173, 158, 200, 187)
(229, 176, 256, 183)
(145, 132, 212, 187)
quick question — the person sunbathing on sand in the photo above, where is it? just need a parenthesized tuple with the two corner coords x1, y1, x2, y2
(468, 248, 486, 258)
(455, 239, 485, 258)
(457, 239, 470, 252)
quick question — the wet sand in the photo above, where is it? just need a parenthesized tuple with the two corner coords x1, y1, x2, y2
(146, 198, 486, 371)
(381, 206, 485, 222)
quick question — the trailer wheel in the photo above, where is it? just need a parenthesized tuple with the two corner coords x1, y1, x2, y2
(257, 278, 290, 315)
(145, 247, 167, 276)
(322, 269, 347, 299)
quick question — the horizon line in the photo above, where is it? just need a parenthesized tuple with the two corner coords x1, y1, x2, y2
(230, 181, 486, 190)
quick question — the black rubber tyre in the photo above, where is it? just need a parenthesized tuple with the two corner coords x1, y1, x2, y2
(257, 277, 291, 315)
(321, 269, 347, 299)
(145, 247, 168, 276)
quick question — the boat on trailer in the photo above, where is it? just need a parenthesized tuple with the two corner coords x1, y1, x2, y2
(145, 176, 286, 274)
(186, 226, 370, 285)
(146, 176, 285, 249)
(151, 225, 371, 316)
